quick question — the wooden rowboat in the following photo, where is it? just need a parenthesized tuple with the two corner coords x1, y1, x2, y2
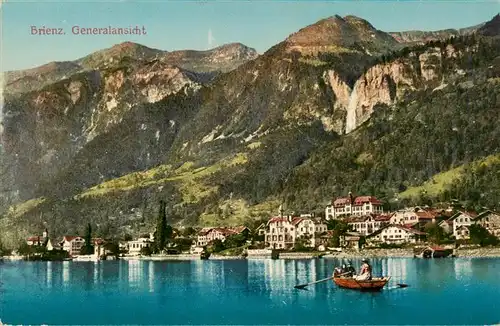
(333, 276, 390, 291)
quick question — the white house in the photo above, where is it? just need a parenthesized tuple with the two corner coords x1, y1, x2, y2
(346, 214, 391, 236)
(265, 216, 296, 250)
(390, 208, 438, 226)
(127, 237, 153, 255)
(449, 211, 478, 240)
(366, 225, 427, 245)
(60, 236, 85, 256)
(264, 216, 327, 250)
(295, 218, 328, 248)
(325, 193, 383, 220)
(195, 226, 249, 248)
(196, 227, 213, 247)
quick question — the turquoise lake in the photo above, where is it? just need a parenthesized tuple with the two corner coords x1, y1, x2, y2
(1, 258, 499, 325)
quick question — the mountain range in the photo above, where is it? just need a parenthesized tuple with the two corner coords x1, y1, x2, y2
(1, 14, 499, 246)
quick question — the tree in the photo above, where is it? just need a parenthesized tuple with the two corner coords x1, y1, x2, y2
(469, 225, 499, 247)
(0, 237, 6, 256)
(207, 239, 225, 253)
(154, 200, 173, 253)
(80, 223, 95, 255)
(140, 246, 152, 256)
(327, 220, 351, 247)
(224, 234, 247, 249)
(104, 241, 120, 256)
(18, 242, 34, 256)
(182, 227, 196, 237)
(424, 222, 445, 244)
(294, 234, 313, 252)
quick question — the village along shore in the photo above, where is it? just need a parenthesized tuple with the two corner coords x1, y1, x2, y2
(4, 246, 500, 262)
(106, 246, 500, 261)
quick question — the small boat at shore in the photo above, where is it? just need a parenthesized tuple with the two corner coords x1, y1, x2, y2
(333, 276, 390, 291)
(414, 246, 453, 258)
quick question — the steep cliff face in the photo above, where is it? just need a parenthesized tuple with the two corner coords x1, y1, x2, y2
(389, 24, 482, 44)
(2, 62, 204, 199)
(343, 41, 481, 133)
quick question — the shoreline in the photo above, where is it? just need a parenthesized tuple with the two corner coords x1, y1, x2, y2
(4, 248, 500, 262)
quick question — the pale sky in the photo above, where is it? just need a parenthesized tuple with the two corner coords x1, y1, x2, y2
(1, 0, 499, 71)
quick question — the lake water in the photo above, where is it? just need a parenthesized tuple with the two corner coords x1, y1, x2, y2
(1, 258, 499, 325)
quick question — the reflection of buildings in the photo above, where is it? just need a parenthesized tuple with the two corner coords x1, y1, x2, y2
(380, 258, 408, 282)
(128, 260, 142, 285)
(259, 259, 317, 299)
(247, 260, 267, 293)
(454, 259, 473, 280)
(126, 261, 156, 293)
(148, 261, 155, 293)
(94, 262, 99, 285)
(203, 261, 225, 287)
(62, 261, 70, 286)
(46, 261, 52, 288)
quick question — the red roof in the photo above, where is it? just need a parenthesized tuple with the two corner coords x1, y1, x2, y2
(345, 216, 368, 223)
(62, 236, 80, 242)
(466, 211, 478, 218)
(393, 225, 427, 235)
(353, 196, 382, 206)
(416, 211, 436, 219)
(268, 217, 289, 224)
(27, 236, 42, 242)
(373, 214, 391, 221)
(333, 197, 351, 207)
(204, 226, 249, 237)
(210, 228, 236, 236)
(449, 211, 478, 221)
(346, 214, 390, 223)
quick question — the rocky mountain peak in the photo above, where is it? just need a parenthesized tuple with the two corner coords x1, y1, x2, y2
(76, 42, 163, 70)
(284, 14, 399, 55)
(205, 42, 258, 62)
(478, 13, 500, 36)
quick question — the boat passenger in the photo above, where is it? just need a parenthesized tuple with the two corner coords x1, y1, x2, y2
(355, 258, 372, 281)
(346, 261, 356, 277)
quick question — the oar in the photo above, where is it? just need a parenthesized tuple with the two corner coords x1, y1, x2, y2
(294, 272, 350, 289)
(387, 283, 409, 290)
(294, 276, 334, 289)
